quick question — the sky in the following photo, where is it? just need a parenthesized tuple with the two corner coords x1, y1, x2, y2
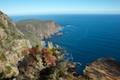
(0, 0, 120, 15)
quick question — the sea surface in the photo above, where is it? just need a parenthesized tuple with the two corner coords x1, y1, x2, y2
(11, 14, 120, 74)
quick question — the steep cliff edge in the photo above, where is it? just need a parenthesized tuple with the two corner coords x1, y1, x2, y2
(16, 19, 61, 46)
(0, 11, 79, 80)
(0, 11, 33, 78)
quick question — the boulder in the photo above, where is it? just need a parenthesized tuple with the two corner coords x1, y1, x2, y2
(84, 58, 120, 80)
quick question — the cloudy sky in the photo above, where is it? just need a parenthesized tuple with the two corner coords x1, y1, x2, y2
(0, 0, 120, 15)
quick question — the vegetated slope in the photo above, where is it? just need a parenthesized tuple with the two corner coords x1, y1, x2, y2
(0, 11, 80, 80)
(16, 19, 61, 46)
(0, 11, 32, 79)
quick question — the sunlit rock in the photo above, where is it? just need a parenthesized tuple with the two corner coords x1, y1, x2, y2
(84, 58, 120, 80)
(0, 28, 7, 40)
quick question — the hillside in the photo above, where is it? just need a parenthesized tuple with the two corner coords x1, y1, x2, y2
(0, 11, 32, 78)
(0, 11, 80, 80)
(16, 19, 61, 46)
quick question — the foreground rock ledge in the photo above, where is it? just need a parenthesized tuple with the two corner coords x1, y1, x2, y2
(84, 58, 120, 80)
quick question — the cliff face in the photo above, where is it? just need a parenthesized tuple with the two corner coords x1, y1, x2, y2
(0, 11, 76, 80)
(0, 11, 32, 78)
(0, 11, 79, 80)
(0, 11, 13, 28)
(84, 58, 120, 80)
(16, 19, 61, 46)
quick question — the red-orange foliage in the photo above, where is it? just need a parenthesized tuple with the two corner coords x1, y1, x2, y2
(22, 47, 57, 66)
(29, 48, 37, 54)
(41, 48, 57, 66)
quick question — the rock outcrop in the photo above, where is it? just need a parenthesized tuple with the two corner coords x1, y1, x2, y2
(84, 58, 120, 80)
(0, 11, 32, 78)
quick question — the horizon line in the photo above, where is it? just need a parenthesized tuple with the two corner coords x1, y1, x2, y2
(9, 13, 120, 16)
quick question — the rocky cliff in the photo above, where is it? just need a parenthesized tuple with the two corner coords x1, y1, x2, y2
(16, 19, 61, 46)
(0, 11, 33, 78)
(0, 11, 79, 80)
(83, 58, 120, 80)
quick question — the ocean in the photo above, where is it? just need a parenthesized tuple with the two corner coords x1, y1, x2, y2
(11, 14, 120, 74)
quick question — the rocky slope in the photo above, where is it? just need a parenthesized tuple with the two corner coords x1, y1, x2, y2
(0, 11, 80, 80)
(16, 19, 61, 46)
(0, 11, 33, 78)
(84, 58, 120, 80)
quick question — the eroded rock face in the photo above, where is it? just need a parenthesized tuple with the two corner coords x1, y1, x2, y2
(84, 58, 120, 80)
(0, 11, 32, 78)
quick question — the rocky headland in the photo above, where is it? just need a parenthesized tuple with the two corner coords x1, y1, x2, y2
(16, 19, 62, 46)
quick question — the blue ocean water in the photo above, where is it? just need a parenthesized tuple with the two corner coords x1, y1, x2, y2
(11, 15, 120, 74)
